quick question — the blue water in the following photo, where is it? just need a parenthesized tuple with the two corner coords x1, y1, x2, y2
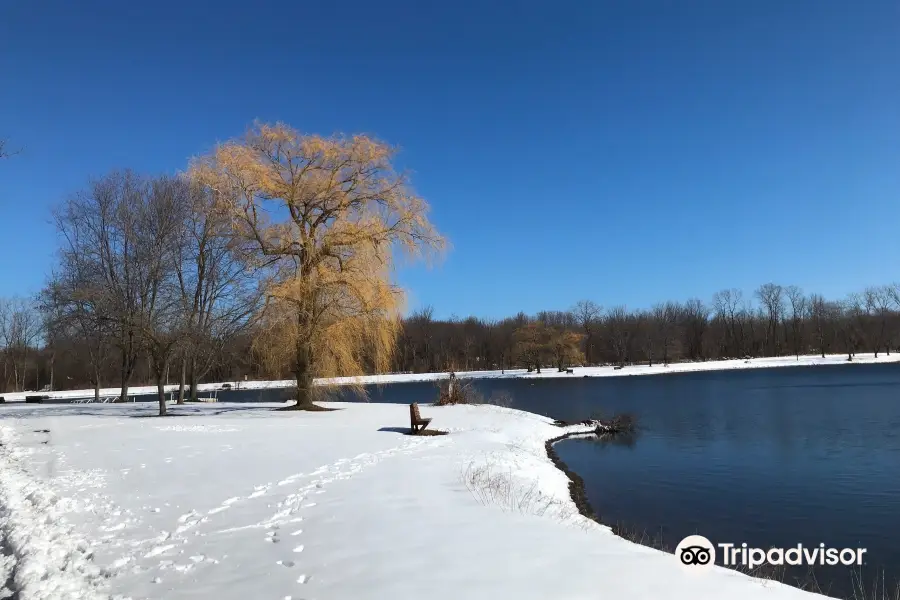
(551, 364, 900, 598)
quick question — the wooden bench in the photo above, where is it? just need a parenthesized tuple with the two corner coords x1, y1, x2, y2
(409, 403, 432, 434)
(565, 368, 574, 374)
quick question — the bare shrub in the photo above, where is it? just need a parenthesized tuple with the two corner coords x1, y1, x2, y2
(435, 376, 482, 405)
(605, 412, 637, 433)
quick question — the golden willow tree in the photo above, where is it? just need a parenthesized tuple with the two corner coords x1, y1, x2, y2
(189, 123, 445, 409)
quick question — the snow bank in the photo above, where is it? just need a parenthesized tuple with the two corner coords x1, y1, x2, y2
(4, 352, 898, 402)
(0, 401, 824, 599)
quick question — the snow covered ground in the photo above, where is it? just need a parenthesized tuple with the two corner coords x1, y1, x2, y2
(3, 352, 899, 402)
(0, 401, 826, 600)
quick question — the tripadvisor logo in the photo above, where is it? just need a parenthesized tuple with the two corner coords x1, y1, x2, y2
(675, 535, 867, 573)
(676, 535, 716, 571)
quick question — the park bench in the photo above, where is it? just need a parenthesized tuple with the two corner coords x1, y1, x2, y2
(409, 402, 432, 434)
(565, 368, 574, 374)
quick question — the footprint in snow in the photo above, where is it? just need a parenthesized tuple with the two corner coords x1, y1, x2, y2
(178, 511, 200, 524)
(222, 496, 241, 505)
(145, 544, 176, 558)
(292, 545, 304, 553)
(290, 529, 303, 536)
(296, 574, 310, 584)
(276, 560, 295, 567)
(249, 486, 269, 498)
(208, 506, 230, 515)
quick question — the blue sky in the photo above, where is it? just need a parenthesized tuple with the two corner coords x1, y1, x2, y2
(2, 0, 898, 320)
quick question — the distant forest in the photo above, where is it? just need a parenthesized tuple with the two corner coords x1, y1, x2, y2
(1, 282, 896, 394)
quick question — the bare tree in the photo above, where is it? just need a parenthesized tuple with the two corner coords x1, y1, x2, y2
(651, 302, 679, 365)
(605, 306, 631, 367)
(836, 298, 862, 360)
(572, 300, 602, 365)
(756, 283, 784, 356)
(680, 299, 709, 360)
(808, 293, 830, 358)
(133, 177, 194, 414)
(172, 179, 261, 403)
(785, 285, 807, 359)
(864, 286, 892, 357)
(712, 288, 744, 357)
(54, 172, 145, 403)
(42, 272, 110, 402)
(53, 172, 190, 414)
(0, 298, 42, 391)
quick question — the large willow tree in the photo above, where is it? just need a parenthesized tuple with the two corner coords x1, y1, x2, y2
(189, 123, 445, 409)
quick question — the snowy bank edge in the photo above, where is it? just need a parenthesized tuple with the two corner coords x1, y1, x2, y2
(4, 352, 900, 402)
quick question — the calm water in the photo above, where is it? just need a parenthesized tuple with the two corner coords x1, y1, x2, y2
(43, 364, 900, 596)
(549, 364, 900, 598)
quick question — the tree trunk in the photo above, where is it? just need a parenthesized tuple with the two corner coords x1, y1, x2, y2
(119, 348, 131, 403)
(157, 377, 167, 416)
(292, 336, 314, 408)
(177, 356, 186, 405)
(189, 357, 199, 402)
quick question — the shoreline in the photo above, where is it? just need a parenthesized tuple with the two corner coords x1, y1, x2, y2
(544, 430, 601, 524)
(0, 400, 825, 599)
(543, 427, 853, 598)
(3, 352, 898, 402)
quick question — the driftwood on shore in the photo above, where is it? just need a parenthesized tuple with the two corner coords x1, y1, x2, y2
(553, 412, 637, 434)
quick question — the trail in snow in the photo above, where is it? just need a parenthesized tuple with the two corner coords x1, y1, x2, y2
(0, 425, 109, 600)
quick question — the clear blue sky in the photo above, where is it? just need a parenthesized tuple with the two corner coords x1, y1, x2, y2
(2, 0, 898, 320)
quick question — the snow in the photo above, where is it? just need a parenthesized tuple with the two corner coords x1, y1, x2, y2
(0, 401, 825, 599)
(4, 351, 898, 402)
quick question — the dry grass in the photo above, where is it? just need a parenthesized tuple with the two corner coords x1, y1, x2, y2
(461, 460, 578, 523)
(851, 571, 900, 600)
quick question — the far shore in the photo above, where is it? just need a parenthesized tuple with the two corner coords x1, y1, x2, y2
(2, 352, 898, 402)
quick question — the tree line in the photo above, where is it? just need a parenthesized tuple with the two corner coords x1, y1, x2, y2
(5, 277, 899, 398)
(391, 285, 900, 374)
(1, 124, 897, 411)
